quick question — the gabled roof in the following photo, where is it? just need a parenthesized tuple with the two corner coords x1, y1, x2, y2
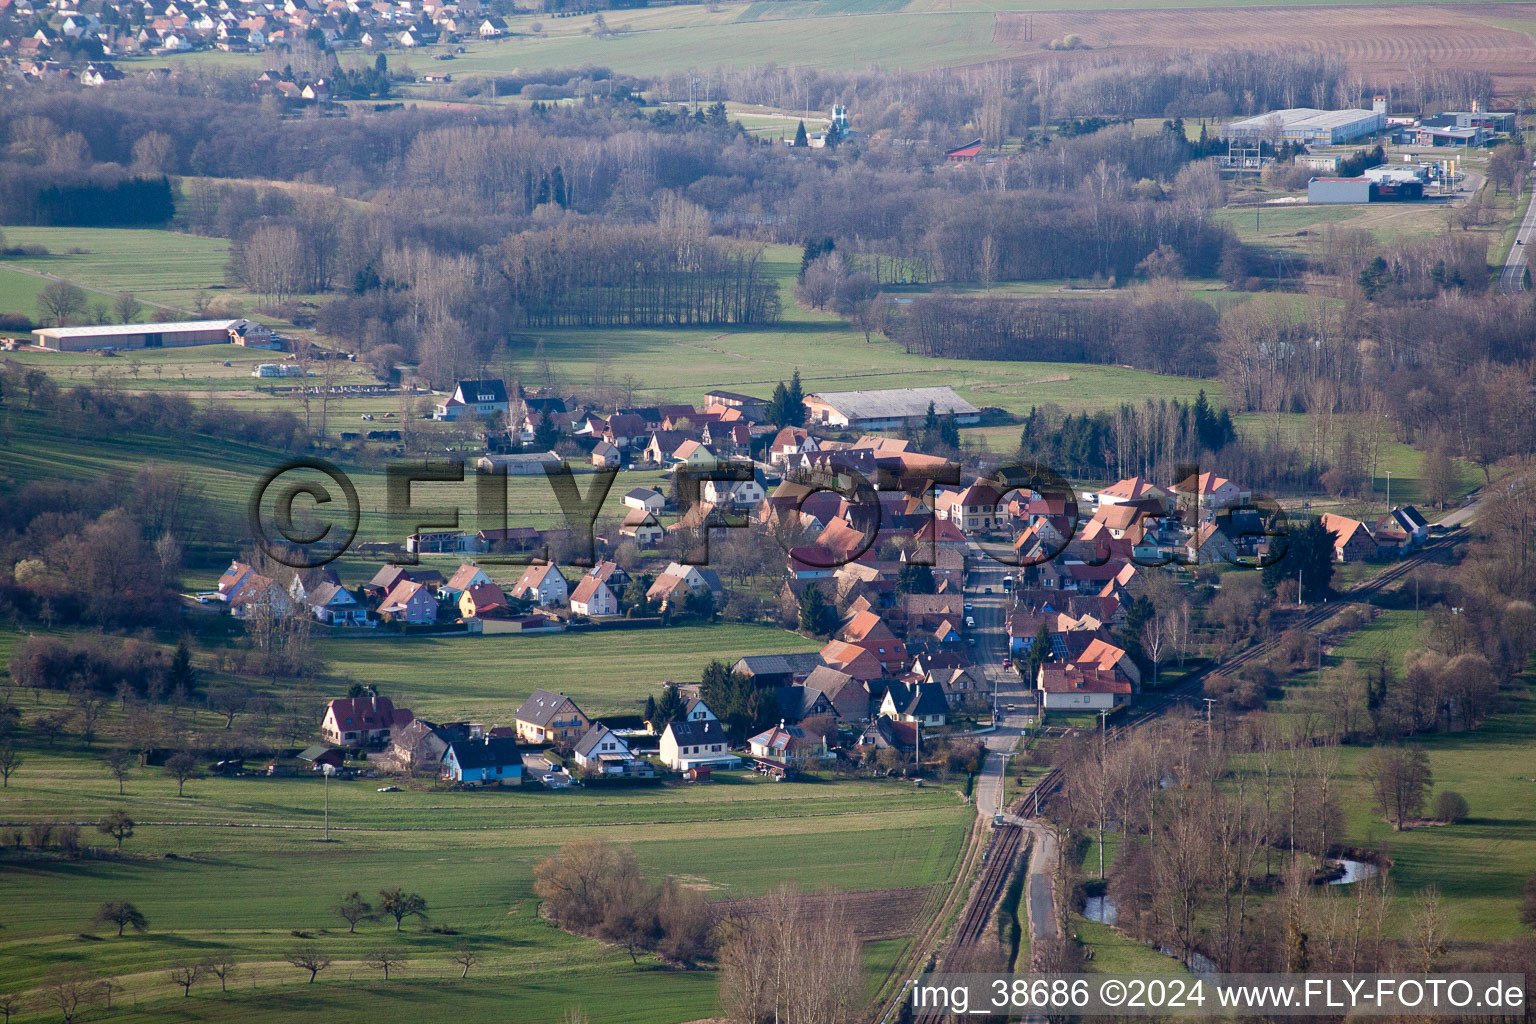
(574, 722, 629, 758)
(446, 563, 488, 592)
(514, 689, 585, 727)
(883, 680, 948, 718)
(449, 378, 508, 405)
(512, 562, 564, 594)
(461, 582, 507, 610)
(325, 695, 411, 731)
(569, 574, 612, 607)
(446, 735, 521, 770)
(665, 718, 728, 746)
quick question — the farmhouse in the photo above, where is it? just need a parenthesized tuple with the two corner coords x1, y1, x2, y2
(1321, 513, 1379, 562)
(33, 318, 269, 351)
(513, 690, 590, 744)
(803, 386, 980, 431)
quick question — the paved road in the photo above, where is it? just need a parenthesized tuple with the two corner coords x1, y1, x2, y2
(963, 546, 1061, 960)
(1501, 182, 1536, 293)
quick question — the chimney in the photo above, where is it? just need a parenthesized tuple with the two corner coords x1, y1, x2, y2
(1373, 94, 1387, 115)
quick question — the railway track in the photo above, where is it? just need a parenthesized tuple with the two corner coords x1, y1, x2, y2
(908, 822, 1027, 1024)
(878, 534, 1460, 1024)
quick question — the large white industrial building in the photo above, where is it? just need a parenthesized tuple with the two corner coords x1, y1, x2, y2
(1221, 98, 1387, 146)
(33, 318, 274, 352)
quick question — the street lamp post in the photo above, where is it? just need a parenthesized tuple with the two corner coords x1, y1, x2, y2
(322, 764, 335, 841)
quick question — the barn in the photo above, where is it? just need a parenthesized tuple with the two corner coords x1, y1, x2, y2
(33, 318, 265, 352)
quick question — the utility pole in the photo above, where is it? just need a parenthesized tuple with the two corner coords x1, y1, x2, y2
(1202, 697, 1215, 751)
(1386, 469, 1392, 512)
(1298, 567, 1304, 608)
(322, 764, 333, 841)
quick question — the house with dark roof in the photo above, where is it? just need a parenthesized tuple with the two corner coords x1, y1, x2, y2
(433, 378, 509, 422)
(659, 718, 739, 770)
(442, 735, 523, 786)
(513, 690, 590, 745)
(878, 681, 949, 726)
(774, 685, 838, 724)
(573, 723, 653, 776)
(732, 652, 824, 688)
(304, 581, 369, 626)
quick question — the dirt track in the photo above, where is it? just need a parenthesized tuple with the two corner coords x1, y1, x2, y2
(994, 4, 1536, 95)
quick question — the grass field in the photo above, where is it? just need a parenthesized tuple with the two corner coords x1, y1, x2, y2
(0, 732, 973, 1022)
(1260, 606, 1536, 940)
(117, 0, 1536, 86)
(0, 223, 324, 332)
(319, 623, 823, 721)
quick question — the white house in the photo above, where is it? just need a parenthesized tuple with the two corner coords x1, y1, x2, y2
(569, 572, 618, 617)
(572, 724, 651, 775)
(433, 378, 509, 422)
(622, 488, 666, 514)
(511, 563, 568, 607)
(659, 719, 739, 771)
(305, 581, 371, 626)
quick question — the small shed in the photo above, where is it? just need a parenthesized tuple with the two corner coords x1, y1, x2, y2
(298, 745, 345, 769)
(683, 766, 712, 783)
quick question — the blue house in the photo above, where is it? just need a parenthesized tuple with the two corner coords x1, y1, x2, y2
(441, 735, 523, 786)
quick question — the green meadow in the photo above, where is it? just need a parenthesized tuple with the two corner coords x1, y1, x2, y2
(0, 735, 972, 1022)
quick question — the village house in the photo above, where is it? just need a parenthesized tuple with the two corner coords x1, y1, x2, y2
(619, 508, 664, 548)
(659, 718, 739, 771)
(511, 562, 568, 607)
(590, 440, 623, 469)
(321, 695, 414, 746)
(569, 570, 619, 617)
(389, 718, 457, 774)
(377, 580, 438, 624)
(1037, 663, 1132, 711)
(1096, 477, 1169, 507)
(573, 724, 652, 776)
(1172, 472, 1250, 514)
(1321, 513, 1379, 562)
(440, 563, 493, 602)
(458, 582, 510, 619)
(303, 581, 370, 626)
(442, 735, 523, 786)
(879, 681, 948, 727)
(432, 378, 509, 422)
(513, 690, 590, 745)
(748, 721, 828, 766)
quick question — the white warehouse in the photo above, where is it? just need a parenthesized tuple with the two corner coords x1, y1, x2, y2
(1221, 97, 1387, 146)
